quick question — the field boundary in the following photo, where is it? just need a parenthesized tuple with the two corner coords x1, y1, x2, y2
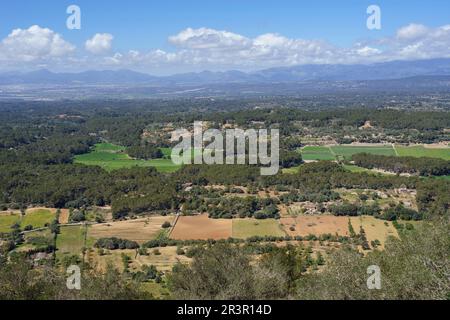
(168, 213, 180, 238)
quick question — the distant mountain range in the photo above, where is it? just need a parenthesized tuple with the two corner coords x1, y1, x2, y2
(1, 58, 450, 86)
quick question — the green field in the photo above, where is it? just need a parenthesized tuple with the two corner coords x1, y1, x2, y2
(343, 164, 373, 173)
(232, 219, 286, 239)
(21, 209, 55, 229)
(300, 145, 395, 161)
(300, 144, 450, 162)
(75, 143, 181, 173)
(56, 225, 90, 257)
(395, 145, 450, 160)
(330, 145, 396, 160)
(300, 146, 335, 161)
(282, 166, 301, 174)
(0, 213, 20, 233)
(0, 209, 56, 232)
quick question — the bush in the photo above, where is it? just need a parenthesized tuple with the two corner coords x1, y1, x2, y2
(161, 221, 171, 229)
(94, 237, 139, 250)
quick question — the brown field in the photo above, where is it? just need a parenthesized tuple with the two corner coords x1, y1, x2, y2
(58, 209, 70, 224)
(89, 216, 175, 244)
(170, 214, 232, 240)
(280, 215, 350, 237)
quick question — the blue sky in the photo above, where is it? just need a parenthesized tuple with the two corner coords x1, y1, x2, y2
(0, 0, 449, 74)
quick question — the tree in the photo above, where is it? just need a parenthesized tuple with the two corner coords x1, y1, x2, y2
(168, 243, 289, 300)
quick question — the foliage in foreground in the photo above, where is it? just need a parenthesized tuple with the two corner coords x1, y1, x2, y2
(169, 220, 449, 300)
(0, 257, 151, 300)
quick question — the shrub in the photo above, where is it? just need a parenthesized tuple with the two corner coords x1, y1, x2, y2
(161, 221, 171, 229)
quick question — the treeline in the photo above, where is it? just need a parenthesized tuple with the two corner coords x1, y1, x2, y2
(94, 237, 139, 250)
(329, 202, 423, 221)
(1, 160, 448, 220)
(352, 153, 450, 176)
(127, 144, 163, 160)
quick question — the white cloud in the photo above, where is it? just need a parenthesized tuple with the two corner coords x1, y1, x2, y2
(396, 23, 429, 40)
(85, 33, 113, 54)
(97, 24, 450, 73)
(169, 27, 251, 50)
(1, 23, 450, 74)
(0, 25, 75, 62)
(355, 46, 381, 57)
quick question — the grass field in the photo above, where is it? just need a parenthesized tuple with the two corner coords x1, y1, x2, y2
(232, 219, 286, 239)
(300, 146, 335, 161)
(395, 145, 450, 160)
(300, 145, 396, 161)
(300, 144, 449, 162)
(330, 145, 396, 160)
(350, 216, 398, 248)
(0, 209, 56, 232)
(21, 209, 55, 228)
(282, 166, 301, 174)
(0, 213, 20, 233)
(74, 143, 181, 173)
(343, 164, 372, 173)
(56, 225, 90, 257)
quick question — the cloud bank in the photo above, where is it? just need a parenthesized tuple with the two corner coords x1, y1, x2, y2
(1, 23, 449, 74)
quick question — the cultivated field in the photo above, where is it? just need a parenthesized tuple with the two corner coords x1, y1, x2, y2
(300, 144, 450, 162)
(395, 145, 450, 160)
(300, 146, 335, 161)
(281, 215, 350, 237)
(56, 225, 90, 258)
(74, 143, 180, 173)
(170, 214, 232, 240)
(0, 208, 56, 232)
(330, 145, 396, 160)
(21, 208, 56, 228)
(89, 216, 175, 244)
(0, 212, 20, 233)
(232, 219, 286, 239)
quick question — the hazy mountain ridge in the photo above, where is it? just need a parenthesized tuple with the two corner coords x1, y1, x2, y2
(1, 58, 450, 86)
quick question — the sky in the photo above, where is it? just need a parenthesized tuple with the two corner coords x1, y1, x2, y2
(0, 0, 449, 75)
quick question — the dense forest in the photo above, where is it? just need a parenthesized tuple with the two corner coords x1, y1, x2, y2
(0, 100, 448, 220)
(352, 153, 450, 176)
